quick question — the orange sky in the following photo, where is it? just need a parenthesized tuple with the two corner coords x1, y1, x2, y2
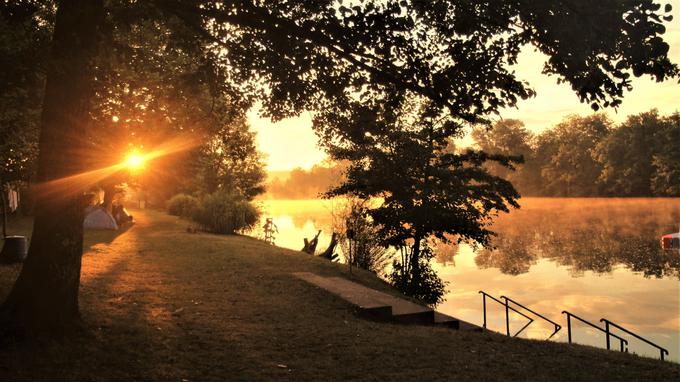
(251, 8, 680, 172)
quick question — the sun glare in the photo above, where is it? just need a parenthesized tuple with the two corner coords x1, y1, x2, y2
(125, 152, 145, 170)
(32, 136, 200, 200)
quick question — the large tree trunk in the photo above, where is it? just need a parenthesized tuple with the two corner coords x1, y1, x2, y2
(0, 0, 104, 335)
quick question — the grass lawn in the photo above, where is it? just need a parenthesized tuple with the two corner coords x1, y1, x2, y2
(0, 209, 678, 381)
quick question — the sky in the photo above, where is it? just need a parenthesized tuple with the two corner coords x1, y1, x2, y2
(250, 7, 680, 172)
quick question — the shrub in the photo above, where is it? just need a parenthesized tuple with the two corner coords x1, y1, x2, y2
(388, 244, 447, 307)
(167, 193, 199, 217)
(333, 198, 393, 274)
(191, 190, 260, 234)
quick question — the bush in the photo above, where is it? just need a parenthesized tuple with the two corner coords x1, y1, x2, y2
(388, 244, 447, 307)
(333, 198, 393, 274)
(191, 190, 260, 234)
(167, 194, 199, 217)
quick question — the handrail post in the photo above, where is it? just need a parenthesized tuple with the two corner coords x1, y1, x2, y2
(565, 313, 572, 343)
(503, 296, 560, 340)
(482, 293, 487, 329)
(563, 311, 631, 354)
(504, 298, 510, 336)
(603, 320, 611, 351)
(479, 291, 534, 337)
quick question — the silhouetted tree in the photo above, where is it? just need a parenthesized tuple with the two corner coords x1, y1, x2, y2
(88, 1, 257, 205)
(323, 98, 522, 304)
(195, 119, 266, 200)
(1, 0, 104, 334)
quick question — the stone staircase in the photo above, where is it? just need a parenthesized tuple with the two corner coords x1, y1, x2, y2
(293, 272, 481, 332)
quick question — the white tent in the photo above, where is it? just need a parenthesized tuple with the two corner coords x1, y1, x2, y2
(84, 206, 119, 230)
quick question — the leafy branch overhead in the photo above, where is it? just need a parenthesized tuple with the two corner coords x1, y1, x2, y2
(160, 0, 678, 123)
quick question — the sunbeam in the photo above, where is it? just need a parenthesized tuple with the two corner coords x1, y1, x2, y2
(33, 136, 202, 200)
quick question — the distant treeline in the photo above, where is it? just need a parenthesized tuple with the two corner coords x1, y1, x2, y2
(266, 163, 345, 199)
(473, 109, 680, 197)
(267, 109, 679, 199)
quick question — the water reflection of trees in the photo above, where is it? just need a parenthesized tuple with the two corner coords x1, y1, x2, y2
(474, 235, 538, 275)
(473, 200, 680, 280)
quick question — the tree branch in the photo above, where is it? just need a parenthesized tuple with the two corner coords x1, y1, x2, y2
(157, 0, 477, 123)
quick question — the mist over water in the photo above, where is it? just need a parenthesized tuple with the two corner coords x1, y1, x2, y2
(255, 197, 680, 362)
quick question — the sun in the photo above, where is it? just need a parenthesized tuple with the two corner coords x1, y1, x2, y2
(125, 152, 145, 170)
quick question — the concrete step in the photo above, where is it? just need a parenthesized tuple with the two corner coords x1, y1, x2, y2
(294, 272, 433, 324)
(434, 312, 483, 332)
(434, 311, 460, 329)
(293, 272, 481, 331)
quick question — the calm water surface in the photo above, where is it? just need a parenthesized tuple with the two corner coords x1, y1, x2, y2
(255, 198, 680, 362)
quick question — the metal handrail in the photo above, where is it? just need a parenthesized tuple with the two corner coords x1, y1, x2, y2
(501, 295, 562, 340)
(562, 311, 628, 352)
(600, 319, 669, 361)
(479, 291, 534, 337)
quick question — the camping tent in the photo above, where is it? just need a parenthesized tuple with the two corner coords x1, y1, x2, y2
(84, 205, 119, 230)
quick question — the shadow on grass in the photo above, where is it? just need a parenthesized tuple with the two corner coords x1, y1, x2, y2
(83, 222, 133, 248)
(83, 245, 253, 380)
(0, 220, 134, 294)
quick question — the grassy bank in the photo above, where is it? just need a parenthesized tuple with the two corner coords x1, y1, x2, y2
(0, 209, 678, 381)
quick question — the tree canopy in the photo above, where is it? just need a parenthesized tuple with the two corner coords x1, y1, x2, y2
(157, 0, 679, 127)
